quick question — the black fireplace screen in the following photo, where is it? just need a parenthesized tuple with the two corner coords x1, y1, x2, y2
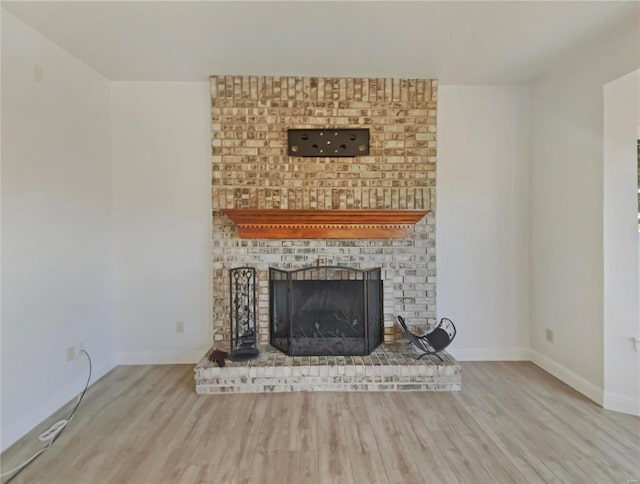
(269, 266, 382, 356)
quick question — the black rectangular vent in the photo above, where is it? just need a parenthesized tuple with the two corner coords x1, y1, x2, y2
(287, 128, 370, 157)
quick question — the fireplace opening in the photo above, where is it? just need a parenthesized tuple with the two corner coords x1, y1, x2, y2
(269, 266, 382, 356)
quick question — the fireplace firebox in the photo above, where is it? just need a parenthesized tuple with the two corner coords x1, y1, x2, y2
(269, 266, 382, 356)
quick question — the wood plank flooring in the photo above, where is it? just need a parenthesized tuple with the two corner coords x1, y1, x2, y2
(2, 362, 638, 484)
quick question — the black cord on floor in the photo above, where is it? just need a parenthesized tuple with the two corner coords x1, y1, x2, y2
(2, 350, 92, 483)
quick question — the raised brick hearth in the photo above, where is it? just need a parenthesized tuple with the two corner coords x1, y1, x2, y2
(195, 344, 461, 394)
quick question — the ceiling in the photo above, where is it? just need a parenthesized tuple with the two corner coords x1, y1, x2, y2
(3, 1, 638, 84)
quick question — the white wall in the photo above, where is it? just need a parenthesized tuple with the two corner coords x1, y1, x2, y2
(529, 19, 639, 404)
(1, 11, 117, 451)
(603, 69, 640, 415)
(110, 82, 212, 364)
(438, 86, 531, 361)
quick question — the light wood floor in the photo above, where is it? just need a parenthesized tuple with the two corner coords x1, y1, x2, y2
(2, 362, 639, 484)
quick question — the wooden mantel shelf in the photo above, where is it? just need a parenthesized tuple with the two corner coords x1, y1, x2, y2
(220, 209, 429, 239)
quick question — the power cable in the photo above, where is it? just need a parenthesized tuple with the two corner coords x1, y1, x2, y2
(1, 349, 92, 483)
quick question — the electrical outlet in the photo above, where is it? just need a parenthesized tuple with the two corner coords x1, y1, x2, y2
(33, 64, 43, 83)
(545, 328, 554, 343)
(66, 345, 76, 362)
(78, 340, 87, 353)
(176, 321, 185, 334)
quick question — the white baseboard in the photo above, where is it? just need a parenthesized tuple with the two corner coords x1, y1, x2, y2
(119, 347, 209, 365)
(530, 350, 603, 406)
(448, 347, 530, 361)
(603, 391, 640, 416)
(0, 355, 118, 453)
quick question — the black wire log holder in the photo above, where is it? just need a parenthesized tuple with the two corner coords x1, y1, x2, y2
(229, 267, 259, 361)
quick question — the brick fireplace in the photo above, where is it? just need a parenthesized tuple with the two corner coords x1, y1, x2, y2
(211, 75, 438, 348)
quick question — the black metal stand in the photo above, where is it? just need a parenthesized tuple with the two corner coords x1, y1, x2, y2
(229, 267, 259, 361)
